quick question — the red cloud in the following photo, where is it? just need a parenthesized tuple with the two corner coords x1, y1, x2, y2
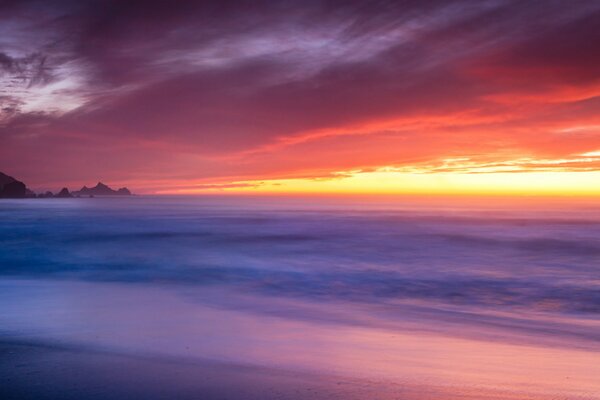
(1, 1, 599, 193)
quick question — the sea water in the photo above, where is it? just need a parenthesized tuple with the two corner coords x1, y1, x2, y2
(1, 196, 599, 398)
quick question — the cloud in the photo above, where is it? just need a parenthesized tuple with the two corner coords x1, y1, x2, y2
(1, 0, 600, 191)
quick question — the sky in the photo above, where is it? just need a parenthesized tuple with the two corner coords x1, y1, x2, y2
(1, 0, 600, 195)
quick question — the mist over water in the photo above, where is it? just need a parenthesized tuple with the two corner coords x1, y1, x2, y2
(1, 196, 599, 398)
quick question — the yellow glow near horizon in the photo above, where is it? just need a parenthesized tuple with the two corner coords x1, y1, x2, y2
(168, 170, 600, 197)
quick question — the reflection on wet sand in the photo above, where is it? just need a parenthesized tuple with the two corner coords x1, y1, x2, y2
(1, 279, 599, 399)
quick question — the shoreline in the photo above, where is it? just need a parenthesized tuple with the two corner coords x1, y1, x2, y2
(0, 337, 408, 400)
(0, 338, 563, 400)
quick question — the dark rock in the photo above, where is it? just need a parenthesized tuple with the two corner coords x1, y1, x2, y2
(55, 188, 72, 198)
(73, 182, 132, 196)
(38, 191, 54, 198)
(0, 171, 34, 198)
(0, 180, 26, 198)
(0, 172, 15, 190)
(1, 171, 132, 199)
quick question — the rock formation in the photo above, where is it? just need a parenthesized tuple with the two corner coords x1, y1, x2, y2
(0, 172, 27, 198)
(73, 182, 132, 196)
(55, 188, 73, 198)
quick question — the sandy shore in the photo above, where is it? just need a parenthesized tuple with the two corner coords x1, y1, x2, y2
(2, 278, 600, 400)
(0, 338, 412, 400)
(2, 338, 583, 400)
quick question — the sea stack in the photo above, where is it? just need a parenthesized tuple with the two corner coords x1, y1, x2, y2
(0, 172, 29, 198)
(55, 188, 73, 198)
(73, 182, 133, 196)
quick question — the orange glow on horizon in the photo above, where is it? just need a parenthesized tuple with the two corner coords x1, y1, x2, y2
(155, 169, 600, 197)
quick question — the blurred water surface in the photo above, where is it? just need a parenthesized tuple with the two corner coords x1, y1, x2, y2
(1, 196, 599, 398)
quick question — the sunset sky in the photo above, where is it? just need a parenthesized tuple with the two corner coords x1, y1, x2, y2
(1, 0, 600, 195)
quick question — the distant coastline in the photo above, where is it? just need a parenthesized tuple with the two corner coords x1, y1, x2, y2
(0, 172, 132, 199)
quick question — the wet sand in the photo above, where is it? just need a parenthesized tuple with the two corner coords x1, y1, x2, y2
(1, 276, 600, 400)
(0, 339, 573, 400)
(2, 198, 600, 399)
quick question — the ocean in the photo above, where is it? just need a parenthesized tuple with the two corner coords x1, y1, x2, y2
(1, 196, 599, 399)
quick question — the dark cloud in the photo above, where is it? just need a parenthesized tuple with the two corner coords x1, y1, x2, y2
(0, 52, 54, 88)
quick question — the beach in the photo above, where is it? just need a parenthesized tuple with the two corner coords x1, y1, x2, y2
(1, 196, 599, 399)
